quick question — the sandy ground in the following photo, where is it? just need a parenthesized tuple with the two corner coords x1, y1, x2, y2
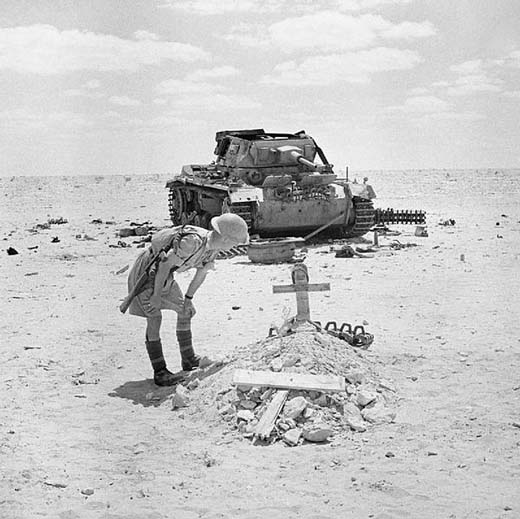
(1, 172, 520, 519)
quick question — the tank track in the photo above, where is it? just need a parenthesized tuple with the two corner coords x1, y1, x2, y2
(344, 198, 375, 238)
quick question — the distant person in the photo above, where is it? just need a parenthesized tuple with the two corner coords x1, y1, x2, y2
(125, 214, 249, 386)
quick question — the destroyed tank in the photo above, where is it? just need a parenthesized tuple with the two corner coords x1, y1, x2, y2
(166, 129, 376, 238)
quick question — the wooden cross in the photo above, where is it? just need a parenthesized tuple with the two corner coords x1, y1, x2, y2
(272, 263, 330, 322)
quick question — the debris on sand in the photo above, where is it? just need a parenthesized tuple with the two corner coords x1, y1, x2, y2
(181, 329, 397, 446)
(389, 240, 418, 250)
(7, 247, 19, 255)
(335, 245, 374, 258)
(438, 218, 456, 226)
(47, 216, 68, 225)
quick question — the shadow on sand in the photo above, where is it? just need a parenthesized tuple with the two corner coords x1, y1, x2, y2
(108, 362, 227, 408)
(108, 378, 179, 407)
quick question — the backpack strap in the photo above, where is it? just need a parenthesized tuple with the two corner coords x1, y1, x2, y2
(165, 225, 207, 273)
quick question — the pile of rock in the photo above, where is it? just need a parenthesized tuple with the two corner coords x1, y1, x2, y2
(182, 329, 397, 446)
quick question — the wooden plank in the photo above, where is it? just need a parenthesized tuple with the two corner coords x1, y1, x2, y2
(303, 211, 346, 241)
(272, 283, 330, 294)
(254, 390, 288, 440)
(233, 369, 345, 393)
(295, 290, 311, 320)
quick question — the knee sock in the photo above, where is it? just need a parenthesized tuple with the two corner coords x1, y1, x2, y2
(176, 316, 195, 362)
(145, 336, 167, 373)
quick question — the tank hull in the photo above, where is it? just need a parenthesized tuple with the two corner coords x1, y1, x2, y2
(166, 178, 373, 238)
(166, 129, 376, 239)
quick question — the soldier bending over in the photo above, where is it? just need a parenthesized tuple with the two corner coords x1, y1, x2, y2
(126, 213, 249, 386)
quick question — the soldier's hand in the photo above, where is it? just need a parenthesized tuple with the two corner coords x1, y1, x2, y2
(182, 297, 196, 318)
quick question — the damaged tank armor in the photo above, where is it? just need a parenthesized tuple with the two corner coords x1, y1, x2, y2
(166, 129, 376, 238)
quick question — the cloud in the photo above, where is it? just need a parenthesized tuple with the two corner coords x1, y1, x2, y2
(156, 78, 226, 95)
(388, 95, 450, 114)
(109, 96, 142, 107)
(1, 108, 91, 131)
(445, 74, 503, 96)
(0, 24, 208, 74)
(156, 75, 259, 112)
(64, 88, 104, 99)
(262, 47, 422, 85)
(85, 79, 101, 89)
(171, 93, 261, 111)
(503, 91, 520, 99)
(185, 65, 239, 81)
(381, 20, 436, 40)
(423, 111, 484, 122)
(225, 12, 434, 53)
(450, 59, 483, 75)
(386, 95, 485, 123)
(427, 58, 504, 97)
(503, 49, 520, 68)
(408, 87, 429, 96)
(133, 30, 159, 41)
(63, 79, 104, 98)
(160, 0, 412, 15)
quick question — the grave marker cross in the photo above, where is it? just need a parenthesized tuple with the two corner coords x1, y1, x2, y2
(272, 263, 330, 322)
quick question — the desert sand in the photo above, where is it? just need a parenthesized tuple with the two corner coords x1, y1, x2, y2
(1, 170, 519, 519)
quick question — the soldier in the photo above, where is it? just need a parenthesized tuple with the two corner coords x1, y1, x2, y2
(126, 213, 249, 386)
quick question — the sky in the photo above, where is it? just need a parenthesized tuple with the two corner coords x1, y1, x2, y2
(0, 0, 519, 176)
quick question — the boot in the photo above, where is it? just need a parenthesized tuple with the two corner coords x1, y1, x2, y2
(154, 368, 184, 386)
(146, 337, 183, 385)
(181, 354, 200, 372)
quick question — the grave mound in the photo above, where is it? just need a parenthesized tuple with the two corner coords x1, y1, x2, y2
(177, 328, 397, 446)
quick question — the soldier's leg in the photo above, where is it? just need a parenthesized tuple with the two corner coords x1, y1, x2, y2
(145, 315, 183, 386)
(176, 314, 200, 371)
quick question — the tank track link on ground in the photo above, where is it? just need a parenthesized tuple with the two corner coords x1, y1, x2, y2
(374, 208, 426, 226)
(344, 198, 375, 238)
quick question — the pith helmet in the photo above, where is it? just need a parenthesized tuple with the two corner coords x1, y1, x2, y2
(211, 213, 249, 244)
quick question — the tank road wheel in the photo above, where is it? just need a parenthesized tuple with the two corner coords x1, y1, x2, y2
(168, 187, 185, 225)
(344, 198, 376, 238)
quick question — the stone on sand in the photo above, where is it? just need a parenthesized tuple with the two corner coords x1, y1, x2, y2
(345, 370, 366, 385)
(356, 389, 377, 407)
(361, 402, 396, 424)
(302, 424, 333, 442)
(283, 428, 302, 446)
(342, 402, 367, 432)
(171, 385, 189, 409)
(283, 396, 308, 419)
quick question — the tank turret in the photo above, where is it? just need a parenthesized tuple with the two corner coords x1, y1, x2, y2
(212, 129, 334, 186)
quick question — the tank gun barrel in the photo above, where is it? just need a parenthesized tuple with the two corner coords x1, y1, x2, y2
(277, 145, 320, 170)
(292, 151, 319, 170)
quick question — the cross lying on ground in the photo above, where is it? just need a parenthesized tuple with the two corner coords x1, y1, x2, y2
(272, 263, 330, 322)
